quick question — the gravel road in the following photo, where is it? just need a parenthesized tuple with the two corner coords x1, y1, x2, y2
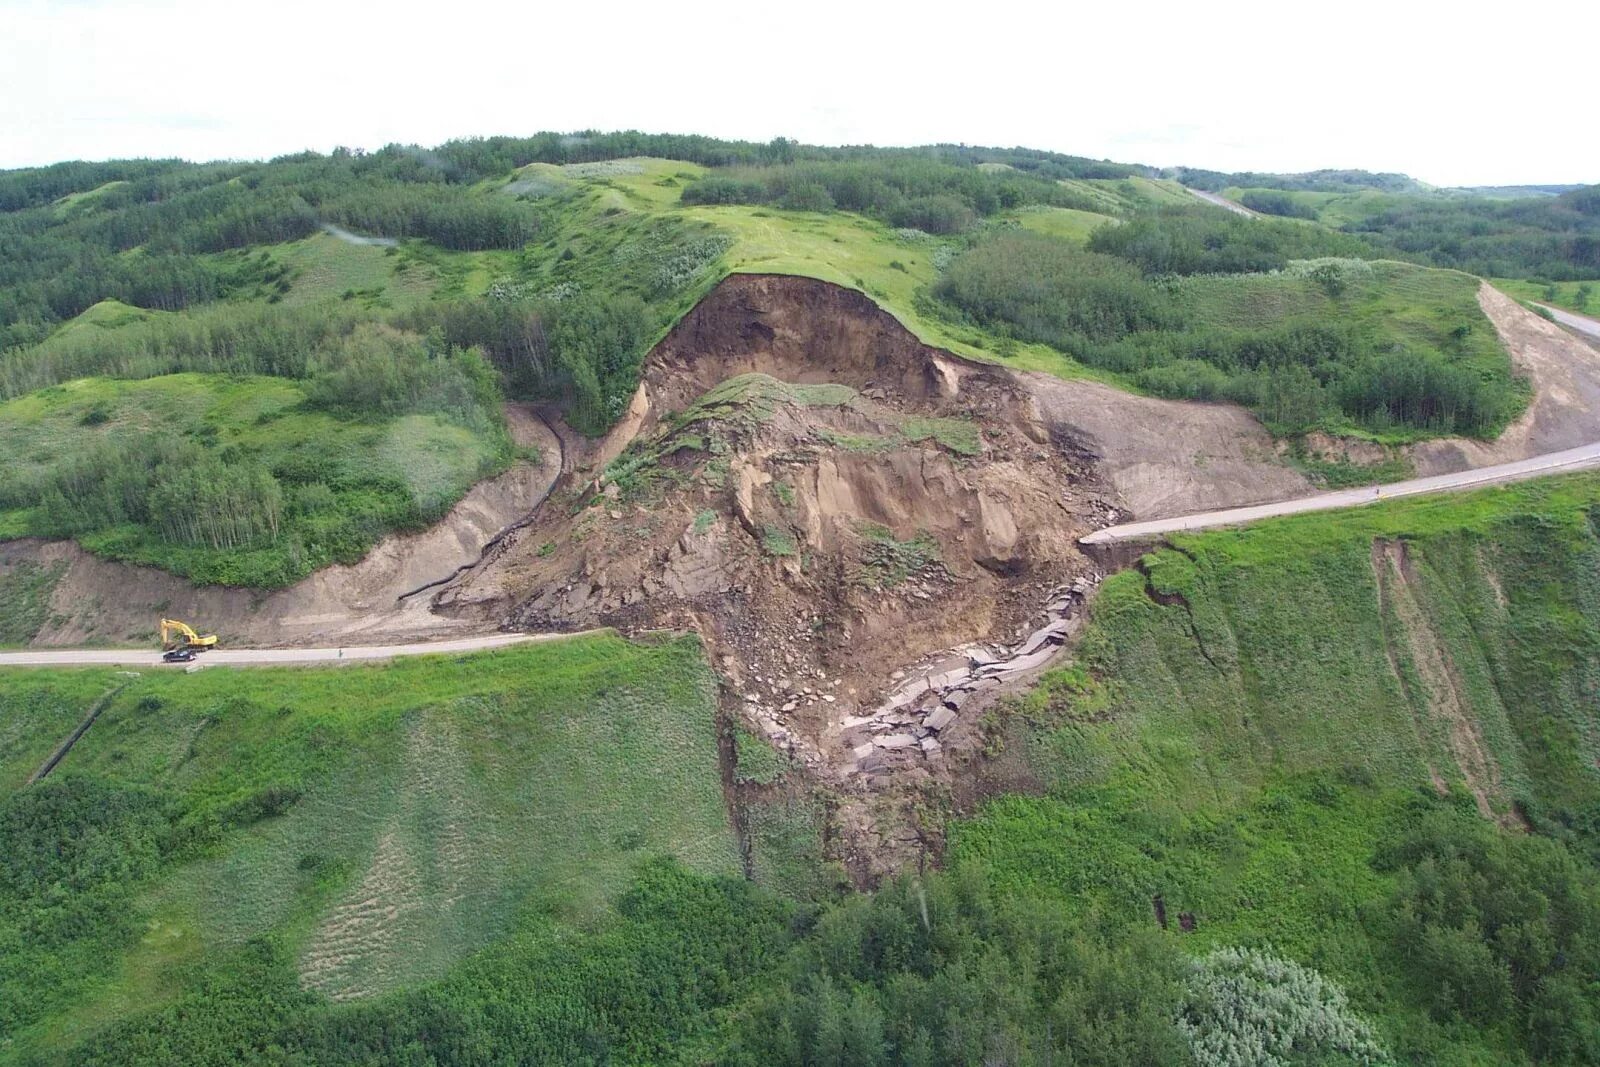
(1184, 187, 1259, 218)
(1081, 440, 1600, 544)
(0, 633, 569, 669)
(1535, 303, 1600, 342)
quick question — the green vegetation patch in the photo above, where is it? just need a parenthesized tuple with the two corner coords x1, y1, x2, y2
(0, 325, 510, 586)
(268, 232, 439, 310)
(760, 525, 798, 557)
(856, 522, 941, 588)
(1492, 276, 1600, 317)
(937, 222, 1522, 440)
(733, 724, 789, 785)
(0, 634, 740, 1053)
(1012, 205, 1119, 244)
(0, 561, 65, 647)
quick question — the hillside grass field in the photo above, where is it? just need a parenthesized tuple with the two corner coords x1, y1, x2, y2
(1492, 276, 1600, 318)
(0, 371, 508, 586)
(4, 477, 1599, 1063)
(955, 469, 1600, 1063)
(266, 232, 441, 310)
(0, 633, 744, 1061)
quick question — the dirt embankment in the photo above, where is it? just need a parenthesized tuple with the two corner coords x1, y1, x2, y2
(1409, 284, 1600, 475)
(1025, 375, 1313, 518)
(2, 404, 561, 648)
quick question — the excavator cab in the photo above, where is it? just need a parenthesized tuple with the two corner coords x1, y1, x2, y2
(160, 618, 218, 652)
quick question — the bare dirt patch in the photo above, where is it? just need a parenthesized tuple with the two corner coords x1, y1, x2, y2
(1024, 375, 1312, 520)
(1372, 537, 1511, 821)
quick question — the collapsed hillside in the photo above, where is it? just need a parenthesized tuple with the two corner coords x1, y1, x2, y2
(432, 276, 1115, 877)
(7, 271, 1599, 875)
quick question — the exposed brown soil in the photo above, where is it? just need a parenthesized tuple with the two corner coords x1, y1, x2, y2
(430, 275, 1114, 881)
(1025, 374, 1312, 519)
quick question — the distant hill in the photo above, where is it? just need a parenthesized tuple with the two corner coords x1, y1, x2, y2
(1169, 166, 1427, 194)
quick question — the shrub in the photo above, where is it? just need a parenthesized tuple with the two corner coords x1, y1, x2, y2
(1239, 189, 1319, 219)
(1178, 947, 1391, 1066)
(778, 182, 835, 213)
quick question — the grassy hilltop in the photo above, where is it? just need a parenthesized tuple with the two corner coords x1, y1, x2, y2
(4, 135, 1585, 584)
(3, 134, 1600, 1064)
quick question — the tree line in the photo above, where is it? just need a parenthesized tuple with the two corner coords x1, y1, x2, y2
(680, 157, 1104, 234)
(936, 227, 1520, 437)
(11, 783, 1595, 1065)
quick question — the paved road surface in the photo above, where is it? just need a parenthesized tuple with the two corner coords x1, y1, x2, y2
(1082, 440, 1600, 544)
(1184, 186, 1259, 218)
(0, 632, 566, 669)
(1536, 303, 1600, 342)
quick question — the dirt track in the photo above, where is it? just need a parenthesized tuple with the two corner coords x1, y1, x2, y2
(1185, 187, 1260, 218)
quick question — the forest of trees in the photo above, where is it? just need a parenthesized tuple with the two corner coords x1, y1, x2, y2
(1170, 167, 1424, 194)
(1084, 206, 1373, 274)
(937, 223, 1519, 437)
(1341, 187, 1600, 280)
(6, 775, 1595, 1065)
(680, 157, 1103, 233)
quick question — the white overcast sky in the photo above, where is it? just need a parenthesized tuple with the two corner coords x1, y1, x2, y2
(2, 0, 1595, 186)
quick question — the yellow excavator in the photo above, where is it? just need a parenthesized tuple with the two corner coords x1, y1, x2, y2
(160, 618, 217, 652)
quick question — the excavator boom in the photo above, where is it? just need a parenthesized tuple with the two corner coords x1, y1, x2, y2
(159, 618, 218, 651)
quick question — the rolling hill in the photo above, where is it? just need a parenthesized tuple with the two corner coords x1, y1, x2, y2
(3, 132, 1600, 1065)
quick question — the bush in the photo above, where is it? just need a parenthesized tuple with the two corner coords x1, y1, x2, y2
(1374, 812, 1600, 1061)
(1178, 947, 1391, 1066)
(777, 182, 835, 213)
(306, 323, 500, 431)
(887, 194, 975, 235)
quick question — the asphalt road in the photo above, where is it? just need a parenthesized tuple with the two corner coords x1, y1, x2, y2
(0, 632, 561, 669)
(1535, 303, 1600, 342)
(1081, 440, 1600, 544)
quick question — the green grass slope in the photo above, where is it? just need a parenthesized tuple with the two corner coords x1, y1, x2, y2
(0, 634, 741, 1060)
(956, 472, 1600, 1063)
(10, 479, 1600, 1064)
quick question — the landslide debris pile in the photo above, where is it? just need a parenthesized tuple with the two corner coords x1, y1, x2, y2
(438, 275, 1114, 878)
